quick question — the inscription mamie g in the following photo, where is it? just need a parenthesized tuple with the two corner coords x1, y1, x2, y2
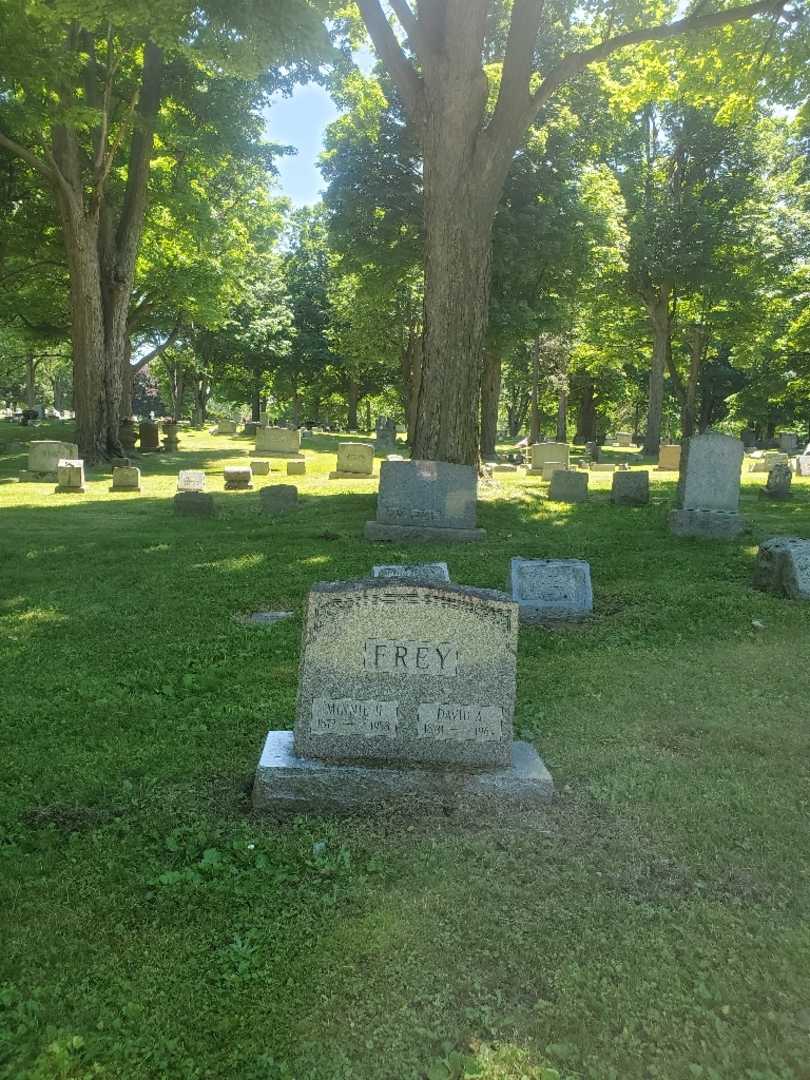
(363, 638, 457, 676)
(311, 698, 398, 737)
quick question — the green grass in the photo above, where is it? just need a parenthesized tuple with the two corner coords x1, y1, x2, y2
(1, 423, 809, 1080)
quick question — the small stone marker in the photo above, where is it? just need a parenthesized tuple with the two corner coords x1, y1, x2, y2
(139, 421, 162, 451)
(365, 460, 485, 542)
(255, 426, 303, 458)
(796, 455, 810, 477)
(177, 470, 206, 493)
(526, 442, 570, 475)
(589, 463, 616, 473)
(508, 558, 592, 623)
(224, 466, 253, 490)
(748, 451, 789, 473)
(615, 431, 633, 447)
(372, 563, 450, 583)
(235, 611, 294, 627)
(374, 416, 397, 454)
(252, 579, 553, 814)
(548, 470, 588, 503)
(656, 444, 681, 471)
(761, 463, 792, 499)
(259, 484, 298, 514)
(287, 460, 306, 476)
(611, 470, 649, 506)
(753, 537, 810, 600)
(27, 440, 79, 479)
(541, 461, 566, 481)
(55, 459, 85, 493)
(111, 466, 141, 492)
(669, 431, 744, 539)
(218, 419, 238, 435)
(330, 442, 374, 479)
(250, 459, 271, 476)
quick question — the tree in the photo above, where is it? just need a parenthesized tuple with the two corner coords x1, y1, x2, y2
(355, 0, 790, 464)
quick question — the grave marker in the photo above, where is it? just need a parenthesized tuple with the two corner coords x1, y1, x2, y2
(656, 444, 681, 471)
(372, 563, 450, 583)
(330, 442, 374, 479)
(611, 471, 649, 506)
(224, 466, 253, 490)
(365, 460, 485, 542)
(260, 485, 298, 514)
(526, 442, 570, 476)
(27, 440, 79, 479)
(753, 537, 810, 601)
(548, 470, 588, 503)
(255, 426, 303, 459)
(55, 459, 85, 493)
(111, 466, 141, 492)
(669, 431, 744, 539)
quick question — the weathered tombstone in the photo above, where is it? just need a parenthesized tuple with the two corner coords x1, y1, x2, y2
(55, 459, 85, 493)
(611, 470, 649, 506)
(250, 459, 271, 476)
(668, 431, 744, 539)
(287, 460, 306, 476)
(330, 442, 374, 479)
(27, 440, 79, 479)
(589, 463, 616, 473)
(656, 444, 681, 471)
(255, 426, 303, 458)
(374, 416, 397, 453)
(365, 460, 485, 542)
(740, 428, 756, 449)
(177, 470, 206, 493)
(548, 470, 588, 503)
(224, 466, 252, 491)
(778, 433, 799, 453)
(753, 537, 810, 601)
(252, 579, 553, 814)
(615, 431, 633, 447)
(216, 419, 238, 435)
(111, 466, 141, 492)
(174, 470, 214, 515)
(796, 455, 810, 477)
(235, 611, 294, 627)
(259, 484, 298, 514)
(748, 451, 788, 473)
(372, 562, 450, 583)
(243, 421, 259, 438)
(526, 442, 569, 475)
(761, 463, 792, 499)
(508, 558, 592, 623)
(139, 421, 162, 451)
(541, 461, 566, 481)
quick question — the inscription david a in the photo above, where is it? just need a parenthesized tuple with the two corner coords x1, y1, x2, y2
(293, 580, 518, 769)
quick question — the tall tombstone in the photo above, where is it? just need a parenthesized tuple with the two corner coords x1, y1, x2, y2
(255, 426, 303, 459)
(656, 444, 681, 471)
(27, 440, 79, 480)
(252, 579, 553, 814)
(139, 421, 162, 451)
(365, 460, 486, 542)
(668, 431, 745, 539)
(374, 416, 397, 453)
(526, 442, 569, 476)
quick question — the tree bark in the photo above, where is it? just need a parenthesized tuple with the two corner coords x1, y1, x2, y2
(24, 352, 39, 409)
(402, 327, 423, 445)
(346, 379, 359, 430)
(575, 379, 597, 442)
(642, 287, 671, 456)
(556, 389, 567, 444)
(479, 348, 501, 459)
(529, 338, 541, 443)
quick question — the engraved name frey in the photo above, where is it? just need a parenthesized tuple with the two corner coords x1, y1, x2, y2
(363, 639, 458, 676)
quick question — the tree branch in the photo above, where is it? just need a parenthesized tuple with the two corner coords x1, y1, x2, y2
(389, 0, 428, 60)
(357, 0, 424, 118)
(131, 326, 181, 373)
(487, 0, 545, 141)
(0, 131, 55, 184)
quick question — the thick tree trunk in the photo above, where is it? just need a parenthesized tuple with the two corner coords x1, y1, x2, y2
(193, 379, 210, 427)
(575, 379, 597, 442)
(642, 288, 671, 456)
(529, 338, 541, 443)
(479, 349, 501, 459)
(402, 328, 423, 445)
(556, 390, 567, 444)
(346, 380, 359, 430)
(24, 353, 38, 409)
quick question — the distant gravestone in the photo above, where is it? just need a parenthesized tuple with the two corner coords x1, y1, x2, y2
(139, 421, 162, 451)
(365, 460, 485, 542)
(174, 492, 215, 516)
(669, 431, 744, 539)
(374, 416, 397, 453)
(224, 466, 252, 490)
(753, 537, 810, 601)
(796, 455, 810, 477)
(590, 463, 616, 473)
(27, 440, 79, 479)
(541, 461, 566, 481)
(372, 563, 450, 583)
(778, 433, 799, 452)
(526, 442, 569, 476)
(748, 451, 788, 473)
(656, 444, 681, 471)
(761, 463, 792, 499)
(330, 442, 374, 479)
(177, 470, 206, 493)
(611, 470, 649, 506)
(260, 484, 298, 514)
(508, 558, 593, 623)
(287, 460, 306, 476)
(111, 466, 141, 492)
(615, 431, 633, 447)
(250, 459, 271, 476)
(548, 470, 588, 503)
(55, 459, 85, 494)
(255, 427, 303, 459)
(216, 419, 238, 435)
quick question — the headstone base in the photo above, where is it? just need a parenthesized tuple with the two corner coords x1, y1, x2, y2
(174, 491, 215, 517)
(668, 508, 745, 539)
(329, 470, 374, 479)
(54, 484, 86, 494)
(252, 731, 553, 816)
(253, 452, 304, 460)
(364, 521, 486, 543)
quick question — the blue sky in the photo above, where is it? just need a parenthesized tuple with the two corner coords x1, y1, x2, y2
(264, 49, 375, 208)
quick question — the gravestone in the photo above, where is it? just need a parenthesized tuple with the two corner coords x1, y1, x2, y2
(778, 433, 799, 452)
(796, 455, 810, 477)
(55, 459, 85, 493)
(330, 442, 374, 479)
(491, 463, 518, 473)
(27, 440, 79, 479)
(374, 416, 397, 453)
(260, 484, 298, 514)
(753, 537, 810, 601)
(611, 470, 649, 506)
(590, 463, 616, 473)
(255, 426, 303, 459)
(253, 579, 553, 814)
(372, 563, 450, 583)
(177, 470, 206, 493)
(761, 463, 792, 499)
(139, 421, 162, 451)
(748, 451, 788, 473)
(216, 419, 238, 435)
(250, 459, 271, 476)
(508, 558, 592, 623)
(669, 431, 744, 539)
(656, 444, 681, 471)
(740, 428, 756, 449)
(615, 431, 633, 447)
(243, 421, 258, 438)
(224, 466, 252, 491)
(541, 461, 566, 481)
(548, 470, 588, 503)
(526, 442, 569, 476)
(365, 460, 485, 542)
(111, 466, 141, 492)
(175, 471, 214, 515)
(287, 460, 306, 476)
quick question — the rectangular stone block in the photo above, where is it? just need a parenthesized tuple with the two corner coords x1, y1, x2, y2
(224, 466, 252, 490)
(28, 440, 79, 477)
(216, 419, 238, 435)
(611, 470, 649, 506)
(287, 460, 306, 476)
(293, 580, 517, 769)
(753, 537, 810, 600)
(778, 434, 798, 452)
(370, 459, 480, 534)
(260, 484, 298, 513)
(111, 466, 141, 492)
(330, 442, 374, 478)
(656, 444, 681, 471)
(255, 426, 302, 458)
(676, 432, 743, 513)
(508, 558, 592, 622)
(796, 456, 810, 477)
(55, 459, 85, 492)
(668, 508, 745, 539)
(177, 470, 206, 493)
(139, 422, 162, 451)
(589, 463, 616, 473)
(373, 563, 450, 583)
(615, 431, 633, 447)
(250, 459, 271, 476)
(541, 461, 566, 481)
(174, 491, 215, 516)
(548, 470, 588, 503)
(527, 442, 569, 473)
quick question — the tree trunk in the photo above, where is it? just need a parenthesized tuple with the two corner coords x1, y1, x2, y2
(479, 349, 501, 459)
(24, 353, 38, 409)
(575, 379, 597, 442)
(556, 389, 567, 444)
(346, 380, 359, 430)
(529, 338, 541, 443)
(193, 379, 210, 427)
(252, 378, 262, 422)
(681, 328, 706, 439)
(406, 330, 423, 445)
(642, 287, 671, 456)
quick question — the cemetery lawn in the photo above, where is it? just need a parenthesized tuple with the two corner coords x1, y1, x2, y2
(2, 424, 810, 1080)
